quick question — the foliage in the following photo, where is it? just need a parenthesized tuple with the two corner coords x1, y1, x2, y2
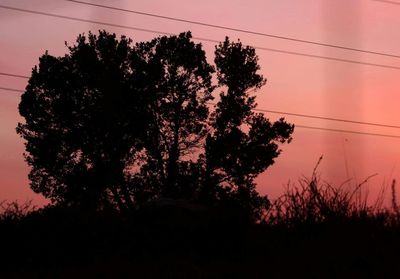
(200, 38, 293, 220)
(129, 32, 215, 200)
(0, 200, 36, 222)
(17, 31, 148, 210)
(17, 31, 294, 220)
(263, 157, 390, 227)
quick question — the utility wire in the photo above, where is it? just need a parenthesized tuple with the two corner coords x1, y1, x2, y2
(65, 0, 400, 59)
(372, 0, 400, 5)
(0, 72, 29, 79)
(1, 86, 400, 139)
(208, 102, 400, 129)
(0, 5, 175, 36)
(296, 125, 400, 139)
(245, 48, 400, 71)
(1, 4, 400, 71)
(253, 107, 400, 129)
(3, 71, 400, 129)
(0, 86, 24, 93)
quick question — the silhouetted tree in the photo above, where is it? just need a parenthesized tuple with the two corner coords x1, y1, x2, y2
(17, 31, 149, 210)
(200, 38, 294, 220)
(129, 32, 215, 199)
(18, 31, 294, 219)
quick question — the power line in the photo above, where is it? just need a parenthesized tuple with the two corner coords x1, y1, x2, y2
(253, 107, 400, 129)
(65, 0, 400, 59)
(241, 47, 400, 70)
(1, 86, 400, 139)
(3, 71, 400, 129)
(0, 86, 23, 93)
(296, 125, 400, 139)
(1, 5, 399, 71)
(209, 104, 400, 138)
(0, 72, 29, 79)
(372, 0, 400, 5)
(208, 102, 400, 129)
(0, 4, 175, 36)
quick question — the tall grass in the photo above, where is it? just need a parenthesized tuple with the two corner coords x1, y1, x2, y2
(262, 157, 398, 229)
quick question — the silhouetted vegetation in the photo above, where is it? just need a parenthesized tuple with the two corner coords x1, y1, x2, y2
(6, 31, 400, 278)
(2, 170, 400, 278)
(264, 157, 387, 227)
(17, 30, 293, 220)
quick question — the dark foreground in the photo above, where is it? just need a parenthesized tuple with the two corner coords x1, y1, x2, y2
(1, 204, 400, 279)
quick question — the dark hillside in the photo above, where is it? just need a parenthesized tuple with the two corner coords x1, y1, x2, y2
(1, 199, 400, 279)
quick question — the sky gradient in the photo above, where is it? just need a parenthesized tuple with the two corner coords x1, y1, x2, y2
(1, 0, 400, 205)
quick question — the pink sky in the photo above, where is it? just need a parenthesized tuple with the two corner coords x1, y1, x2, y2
(1, 0, 400, 205)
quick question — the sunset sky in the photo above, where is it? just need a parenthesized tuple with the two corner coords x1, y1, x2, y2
(1, 0, 400, 206)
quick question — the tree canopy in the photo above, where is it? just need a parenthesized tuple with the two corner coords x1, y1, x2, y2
(17, 30, 294, 220)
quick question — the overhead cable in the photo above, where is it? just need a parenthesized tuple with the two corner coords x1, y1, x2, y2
(0, 4, 399, 70)
(65, 0, 400, 59)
